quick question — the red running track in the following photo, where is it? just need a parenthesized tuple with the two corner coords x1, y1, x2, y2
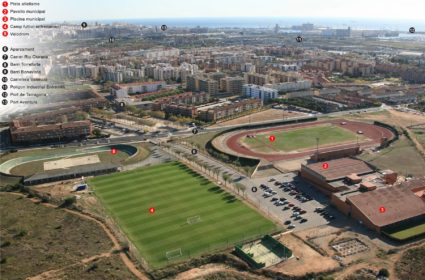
(224, 119, 395, 162)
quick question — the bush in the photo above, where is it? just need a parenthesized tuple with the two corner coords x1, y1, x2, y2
(14, 229, 27, 239)
(86, 263, 98, 272)
(59, 196, 77, 208)
(0, 240, 10, 248)
(378, 268, 390, 277)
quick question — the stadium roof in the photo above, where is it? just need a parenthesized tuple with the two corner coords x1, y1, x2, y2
(306, 158, 374, 181)
(24, 163, 119, 183)
(347, 186, 425, 227)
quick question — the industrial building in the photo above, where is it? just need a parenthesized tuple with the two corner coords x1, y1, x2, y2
(302, 157, 425, 236)
(300, 158, 377, 196)
(331, 180, 425, 235)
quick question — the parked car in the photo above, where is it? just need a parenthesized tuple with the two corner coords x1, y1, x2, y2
(284, 220, 291, 225)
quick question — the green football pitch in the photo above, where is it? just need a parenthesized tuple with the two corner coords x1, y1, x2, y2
(242, 124, 361, 153)
(89, 162, 277, 268)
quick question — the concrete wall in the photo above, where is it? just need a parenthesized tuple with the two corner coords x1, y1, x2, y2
(330, 194, 351, 216)
(350, 204, 381, 232)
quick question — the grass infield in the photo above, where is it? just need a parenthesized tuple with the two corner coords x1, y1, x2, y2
(242, 124, 360, 153)
(90, 162, 276, 268)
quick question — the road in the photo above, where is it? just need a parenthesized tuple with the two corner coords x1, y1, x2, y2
(200, 107, 384, 134)
(1, 106, 383, 153)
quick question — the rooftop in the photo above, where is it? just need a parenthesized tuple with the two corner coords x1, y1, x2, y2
(306, 158, 374, 182)
(347, 186, 425, 227)
(112, 81, 166, 90)
(24, 163, 119, 183)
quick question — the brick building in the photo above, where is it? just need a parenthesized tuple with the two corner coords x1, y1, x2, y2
(10, 120, 92, 144)
(198, 99, 261, 122)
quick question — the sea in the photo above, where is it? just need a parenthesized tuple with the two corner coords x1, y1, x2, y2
(97, 17, 425, 32)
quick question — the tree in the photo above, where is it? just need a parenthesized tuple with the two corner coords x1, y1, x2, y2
(126, 105, 138, 114)
(239, 184, 247, 197)
(92, 128, 102, 137)
(222, 174, 230, 187)
(235, 183, 244, 194)
(378, 268, 390, 278)
(212, 167, 221, 180)
(75, 111, 88, 121)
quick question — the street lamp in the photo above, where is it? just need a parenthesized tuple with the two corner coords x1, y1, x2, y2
(316, 137, 319, 161)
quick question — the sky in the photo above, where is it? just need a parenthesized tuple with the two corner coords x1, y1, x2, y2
(42, 0, 424, 21)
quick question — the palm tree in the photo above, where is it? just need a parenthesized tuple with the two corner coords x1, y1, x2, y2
(214, 167, 220, 180)
(234, 183, 241, 194)
(222, 174, 230, 187)
(239, 184, 247, 197)
(205, 164, 212, 176)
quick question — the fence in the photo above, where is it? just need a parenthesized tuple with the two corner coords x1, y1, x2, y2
(261, 235, 293, 259)
(234, 245, 265, 269)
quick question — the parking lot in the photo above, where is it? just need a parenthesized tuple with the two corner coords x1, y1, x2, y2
(168, 144, 344, 232)
(249, 172, 344, 232)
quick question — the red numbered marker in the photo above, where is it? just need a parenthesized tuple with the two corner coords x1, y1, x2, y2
(322, 163, 329, 169)
(269, 135, 276, 142)
(379, 206, 386, 213)
(149, 207, 155, 214)
(111, 147, 117, 155)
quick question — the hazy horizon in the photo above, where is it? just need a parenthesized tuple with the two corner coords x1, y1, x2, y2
(51, 17, 425, 32)
(43, 0, 425, 22)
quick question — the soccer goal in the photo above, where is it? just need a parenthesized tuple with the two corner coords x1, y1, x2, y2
(187, 215, 201, 225)
(166, 248, 183, 260)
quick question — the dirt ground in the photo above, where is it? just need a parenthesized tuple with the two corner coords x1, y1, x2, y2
(269, 232, 339, 276)
(34, 178, 85, 197)
(0, 192, 148, 280)
(273, 158, 308, 173)
(294, 223, 425, 280)
(210, 109, 306, 128)
(44, 155, 100, 171)
(173, 263, 269, 280)
(349, 109, 425, 133)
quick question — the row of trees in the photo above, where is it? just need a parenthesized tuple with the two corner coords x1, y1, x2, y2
(165, 146, 247, 198)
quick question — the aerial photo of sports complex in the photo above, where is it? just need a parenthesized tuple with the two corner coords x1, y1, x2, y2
(2, 1, 425, 279)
